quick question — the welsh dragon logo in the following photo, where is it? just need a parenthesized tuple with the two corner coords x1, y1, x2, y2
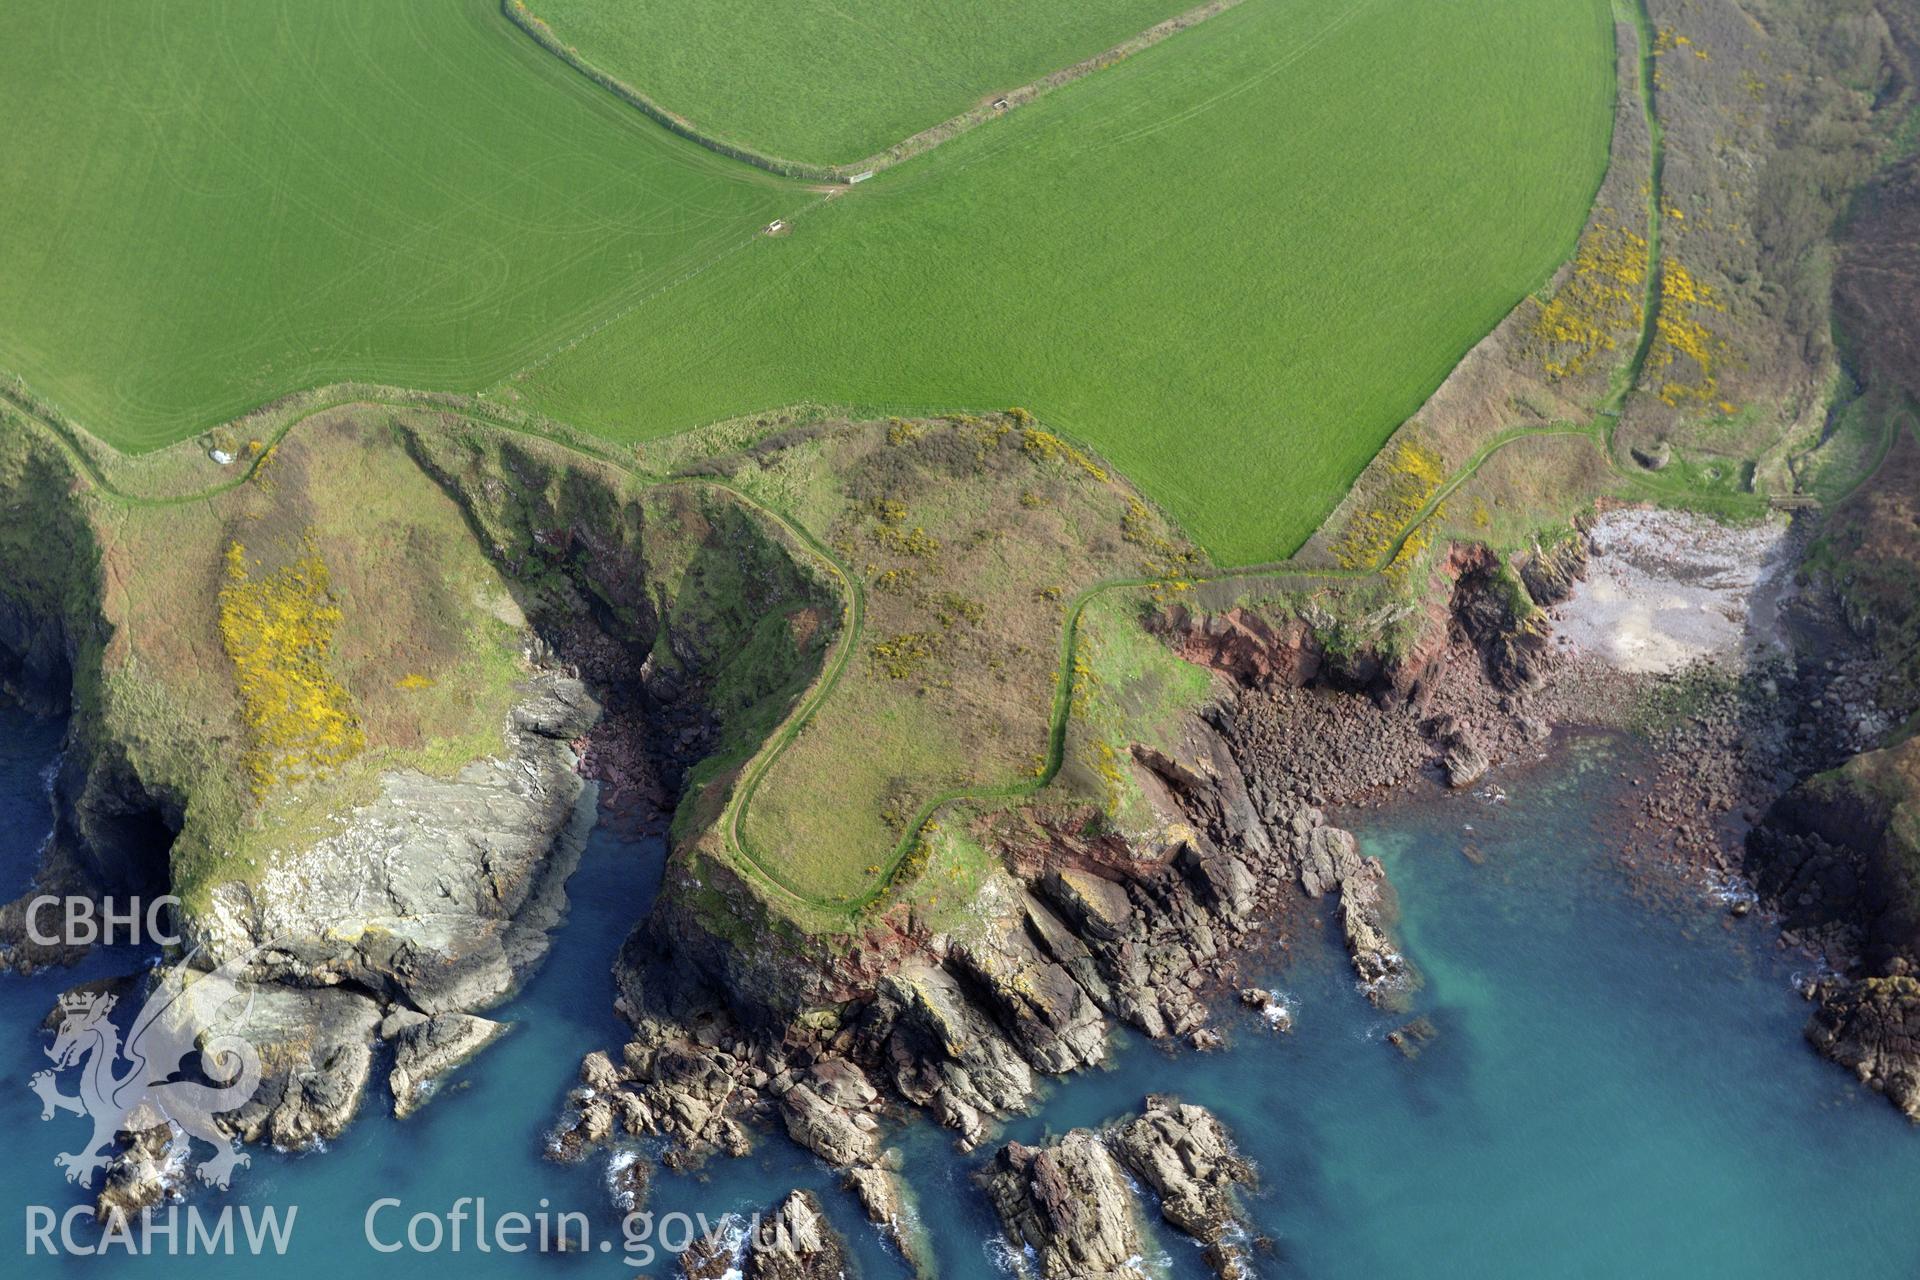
(29, 951, 266, 1191)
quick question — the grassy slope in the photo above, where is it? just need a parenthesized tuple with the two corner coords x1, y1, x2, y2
(688, 413, 1193, 905)
(1057, 588, 1219, 837)
(0, 410, 537, 911)
(0, 0, 796, 446)
(516, 0, 1617, 564)
(524, 0, 1190, 164)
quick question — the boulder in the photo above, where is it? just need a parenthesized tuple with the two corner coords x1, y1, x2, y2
(1443, 739, 1491, 789)
(1630, 439, 1672, 471)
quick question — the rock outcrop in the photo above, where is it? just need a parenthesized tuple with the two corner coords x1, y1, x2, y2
(224, 981, 385, 1148)
(983, 1098, 1255, 1280)
(387, 1011, 510, 1119)
(679, 1190, 852, 1280)
(1807, 975, 1920, 1120)
(845, 1164, 931, 1277)
(1108, 1095, 1256, 1278)
(1747, 736, 1920, 970)
(1292, 817, 1409, 1005)
(95, 1119, 187, 1226)
(172, 674, 600, 1141)
(744, 1190, 851, 1280)
(981, 1130, 1145, 1280)
(1750, 736, 1920, 1108)
(189, 674, 600, 1005)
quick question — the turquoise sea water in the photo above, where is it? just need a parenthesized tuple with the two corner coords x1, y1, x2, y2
(4, 705, 1920, 1277)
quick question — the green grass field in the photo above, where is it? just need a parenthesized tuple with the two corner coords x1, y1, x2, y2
(514, 0, 1618, 563)
(2, 0, 1617, 564)
(521, 0, 1192, 165)
(0, 0, 796, 446)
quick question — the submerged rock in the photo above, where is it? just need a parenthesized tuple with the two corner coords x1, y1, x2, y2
(605, 1147, 651, 1213)
(680, 1228, 740, 1280)
(1387, 1015, 1439, 1059)
(1238, 986, 1293, 1032)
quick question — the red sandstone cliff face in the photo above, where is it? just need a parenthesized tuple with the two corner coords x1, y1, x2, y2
(1161, 607, 1322, 689)
(1157, 538, 1579, 711)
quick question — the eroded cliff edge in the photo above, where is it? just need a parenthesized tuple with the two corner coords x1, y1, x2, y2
(0, 404, 837, 1209)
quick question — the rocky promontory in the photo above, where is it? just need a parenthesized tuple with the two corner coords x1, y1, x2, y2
(981, 1096, 1255, 1279)
(982, 1129, 1145, 1280)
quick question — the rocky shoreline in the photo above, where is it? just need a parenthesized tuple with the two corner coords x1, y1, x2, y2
(9, 465, 1920, 1249)
(537, 515, 1605, 1234)
(535, 494, 1920, 1276)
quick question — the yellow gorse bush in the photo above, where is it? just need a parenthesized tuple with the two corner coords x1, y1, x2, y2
(1531, 223, 1648, 379)
(218, 540, 365, 797)
(869, 631, 936, 679)
(1649, 259, 1732, 408)
(1332, 439, 1447, 571)
(1018, 426, 1109, 483)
